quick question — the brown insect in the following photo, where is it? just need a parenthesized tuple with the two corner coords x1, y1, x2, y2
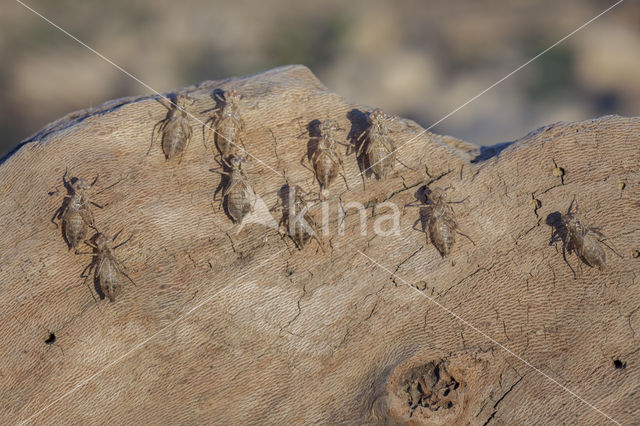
(78, 231, 136, 303)
(148, 94, 194, 162)
(52, 170, 102, 250)
(410, 186, 472, 257)
(555, 200, 609, 272)
(204, 89, 245, 160)
(356, 109, 396, 180)
(305, 119, 349, 194)
(277, 185, 324, 252)
(213, 155, 257, 225)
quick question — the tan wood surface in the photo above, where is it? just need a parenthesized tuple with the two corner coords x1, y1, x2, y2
(0, 65, 638, 425)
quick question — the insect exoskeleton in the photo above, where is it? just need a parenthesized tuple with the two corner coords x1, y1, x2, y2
(560, 211, 606, 270)
(206, 89, 245, 160)
(53, 171, 101, 250)
(357, 108, 396, 180)
(426, 187, 459, 257)
(310, 119, 348, 195)
(222, 155, 257, 225)
(409, 186, 471, 258)
(279, 185, 324, 252)
(79, 231, 136, 303)
(148, 94, 194, 162)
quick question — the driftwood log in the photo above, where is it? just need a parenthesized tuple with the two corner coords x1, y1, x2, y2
(0, 65, 638, 425)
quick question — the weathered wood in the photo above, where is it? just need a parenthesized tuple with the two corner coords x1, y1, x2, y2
(0, 65, 638, 425)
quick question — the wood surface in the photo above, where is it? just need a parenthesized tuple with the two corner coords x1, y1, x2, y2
(0, 65, 638, 425)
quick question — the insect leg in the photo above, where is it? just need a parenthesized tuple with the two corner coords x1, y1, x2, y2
(94, 173, 127, 196)
(201, 119, 212, 151)
(313, 234, 326, 254)
(223, 179, 241, 197)
(75, 250, 95, 255)
(89, 173, 100, 188)
(76, 235, 97, 254)
(115, 235, 134, 249)
(549, 229, 562, 246)
(576, 258, 583, 278)
(405, 200, 423, 208)
(80, 259, 95, 278)
(448, 196, 470, 204)
(455, 229, 476, 246)
(412, 217, 426, 233)
(561, 240, 577, 279)
(355, 135, 368, 157)
(566, 196, 577, 215)
(61, 167, 74, 192)
(115, 260, 137, 286)
(269, 199, 281, 213)
(300, 155, 315, 174)
(79, 209, 96, 232)
(155, 95, 173, 111)
(81, 263, 100, 305)
(238, 144, 260, 166)
(147, 119, 167, 156)
(178, 126, 193, 164)
(112, 228, 125, 243)
(355, 129, 368, 144)
(209, 167, 231, 177)
(51, 202, 68, 227)
(591, 232, 623, 259)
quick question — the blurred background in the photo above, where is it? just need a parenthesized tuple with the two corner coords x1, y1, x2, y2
(1, 0, 638, 157)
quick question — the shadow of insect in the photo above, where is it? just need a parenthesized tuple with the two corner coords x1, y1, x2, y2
(148, 93, 195, 163)
(51, 169, 105, 250)
(303, 119, 322, 162)
(202, 89, 246, 162)
(300, 118, 350, 197)
(547, 198, 622, 278)
(272, 184, 325, 253)
(346, 109, 370, 188)
(76, 230, 136, 303)
(407, 185, 474, 259)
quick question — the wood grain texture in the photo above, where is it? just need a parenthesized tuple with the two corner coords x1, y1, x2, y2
(0, 65, 638, 425)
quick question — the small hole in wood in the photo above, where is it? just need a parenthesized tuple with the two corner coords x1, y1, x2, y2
(45, 333, 56, 345)
(613, 359, 626, 369)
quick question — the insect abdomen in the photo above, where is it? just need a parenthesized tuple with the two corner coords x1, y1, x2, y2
(99, 260, 121, 302)
(227, 184, 252, 224)
(367, 137, 394, 179)
(162, 120, 187, 160)
(216, 126, 238, 159)
(65, 210, 88, 248)
(291, 218, 313, 249)
(315, 153, 338, 189)
(429, 217, 455, 257)
(578, 233, 606, 270)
